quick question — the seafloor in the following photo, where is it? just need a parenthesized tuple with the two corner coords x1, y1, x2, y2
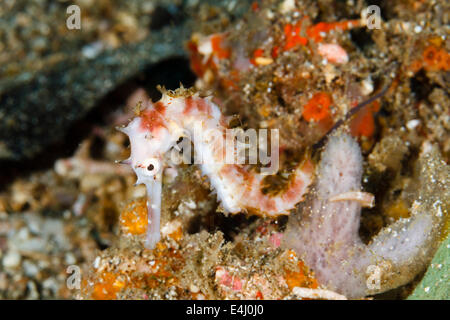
(0, 0, 448, 300)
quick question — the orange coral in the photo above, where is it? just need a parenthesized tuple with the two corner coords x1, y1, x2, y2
(306, 20, 360, 43)
(187, 34, 229, 79)
(423, 45, 450, 71)
(284, 22, 308, 50)
(86, 242, 184, 300)
(350, 100, 380, 138)
(143, 246, 182, 289)
(120, 198, 148, 235)
(187, 40, 210, 77)
(271, 45, 280, 58)
(409, 59, 423, 73)
(91, 272, 125, 300)
(220, 70, 240, 90)
(211, 34, 231, 59)
(408, 40, 450, 73)
(250, 48, 265, 65)
(284, 251, 318, 290)
(302, 92, 332, 122)
(251, 1, 260, 12)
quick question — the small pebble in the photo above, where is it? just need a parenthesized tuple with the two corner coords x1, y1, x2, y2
(93, 256, 101, 269)
(82, 41, 104, 59)
(190, 284, 200, 293)
(3, 250, 21, 269)
(23, 260, 39, 277)
(65, 253, 76, 265)
(361, 78, 374, 95)
(406, 119, 420, 130)
(279, 0, 296, 13)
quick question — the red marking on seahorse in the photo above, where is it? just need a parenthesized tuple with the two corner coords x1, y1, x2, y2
(184, 97, 213, 116)
(154, 101, 166, 114)
(140, 108, 166, 132)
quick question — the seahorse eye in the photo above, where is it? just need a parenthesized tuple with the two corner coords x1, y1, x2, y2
(142, 158, 160, 176)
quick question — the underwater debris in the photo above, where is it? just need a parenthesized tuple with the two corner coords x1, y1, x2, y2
(55, 140, 132, 179)
(78, 224, 326, 300)
(292, 287, 347, 300)
(317, 43, 349, 64)
(284, 132, 447, 298)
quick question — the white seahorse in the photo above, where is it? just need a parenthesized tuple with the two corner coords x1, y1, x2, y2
(119, 88, 314, 248)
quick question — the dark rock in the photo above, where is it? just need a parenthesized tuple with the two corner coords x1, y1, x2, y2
(0, 25, 190, 161)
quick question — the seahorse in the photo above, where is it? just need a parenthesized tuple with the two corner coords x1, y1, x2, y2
(119, 88, 314, 248)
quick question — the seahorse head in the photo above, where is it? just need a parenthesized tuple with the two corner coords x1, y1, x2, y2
(118, 105, 179, 248)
